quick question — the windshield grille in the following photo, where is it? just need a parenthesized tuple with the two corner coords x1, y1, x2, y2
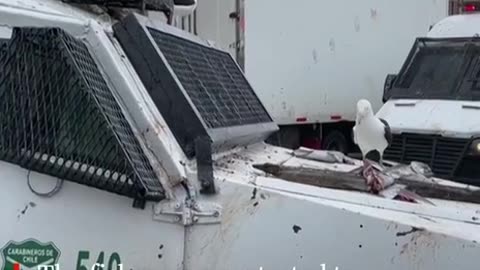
(0, 27, 164, 201)
(113, 14, 277, 159)
(61, 0, 174, 11)
(398, 48, 466, 94)
(114, 14, 278, 194)
(147, 28, 272, 129)
(387, 38, 480, 101)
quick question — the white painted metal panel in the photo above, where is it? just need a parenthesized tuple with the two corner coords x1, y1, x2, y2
(0, 162, 185, 270)
(184, 143, 480, 270)
(244, 0, 449, 125)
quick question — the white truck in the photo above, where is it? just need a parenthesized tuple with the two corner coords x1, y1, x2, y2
(379, 5, 480, 186)
(1, 1, 480, 270)
(190, 0, 450, 153)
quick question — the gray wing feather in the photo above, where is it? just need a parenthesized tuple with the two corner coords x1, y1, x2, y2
(379, 118, 392, 146)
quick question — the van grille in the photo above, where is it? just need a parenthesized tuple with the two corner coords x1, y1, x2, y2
(384, 133, 469, 178)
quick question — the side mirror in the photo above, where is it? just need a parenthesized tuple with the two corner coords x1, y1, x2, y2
(383, 74, 397, 103)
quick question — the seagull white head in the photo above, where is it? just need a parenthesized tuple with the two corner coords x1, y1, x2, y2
(356, 99, 374, 119)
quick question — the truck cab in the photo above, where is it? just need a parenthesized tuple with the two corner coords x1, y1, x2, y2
(378, 13, 480, 185)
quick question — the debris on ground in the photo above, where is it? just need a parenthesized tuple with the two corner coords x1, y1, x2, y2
(253, 161, 480, 205)
(293, 147, 359, 165)
(361, 159, 395, 194)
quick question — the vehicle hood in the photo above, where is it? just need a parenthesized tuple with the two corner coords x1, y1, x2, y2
(376, 99, 480, 138)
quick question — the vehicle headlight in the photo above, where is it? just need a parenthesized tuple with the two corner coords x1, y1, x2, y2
(468, 139, 480, 155)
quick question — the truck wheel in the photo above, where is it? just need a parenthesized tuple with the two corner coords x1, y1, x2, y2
(275, 126, 300, 149)
(322, 130, 348, 153)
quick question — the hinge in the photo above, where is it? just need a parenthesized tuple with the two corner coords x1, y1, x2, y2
(153, 199, 222, 226)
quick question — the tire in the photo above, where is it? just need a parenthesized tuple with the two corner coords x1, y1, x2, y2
(322, 130, 348, 153)
(276, 126, 300, 149)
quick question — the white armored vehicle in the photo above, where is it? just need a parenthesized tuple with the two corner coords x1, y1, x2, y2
(380, 9, 480, 186)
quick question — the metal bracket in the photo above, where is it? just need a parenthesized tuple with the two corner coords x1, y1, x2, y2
(195, 136, 216, 195)
(153, 199, 222, 226)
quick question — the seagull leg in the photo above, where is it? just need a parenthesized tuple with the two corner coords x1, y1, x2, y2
(379, 151, 387, 168)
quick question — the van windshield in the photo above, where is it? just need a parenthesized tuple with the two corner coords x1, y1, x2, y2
(387, 38, 480, 101)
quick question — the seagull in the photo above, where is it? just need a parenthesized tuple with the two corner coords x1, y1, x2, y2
(353, 99, 392, 164)
(353, 99, 392, 193)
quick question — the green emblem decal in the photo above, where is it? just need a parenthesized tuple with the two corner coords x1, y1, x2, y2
(0, 239, 60, 269)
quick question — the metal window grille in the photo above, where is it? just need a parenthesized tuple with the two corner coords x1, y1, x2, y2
(113, 14, 277, 160)
(114, 14, 277, 194)
(61, 0, 174, 12)
(147, 27, 272, 129)
(62, 0, 143, 8)
(0, 27, 164, 201)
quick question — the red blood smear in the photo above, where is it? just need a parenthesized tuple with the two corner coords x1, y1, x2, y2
(14, 263, 20, 270)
